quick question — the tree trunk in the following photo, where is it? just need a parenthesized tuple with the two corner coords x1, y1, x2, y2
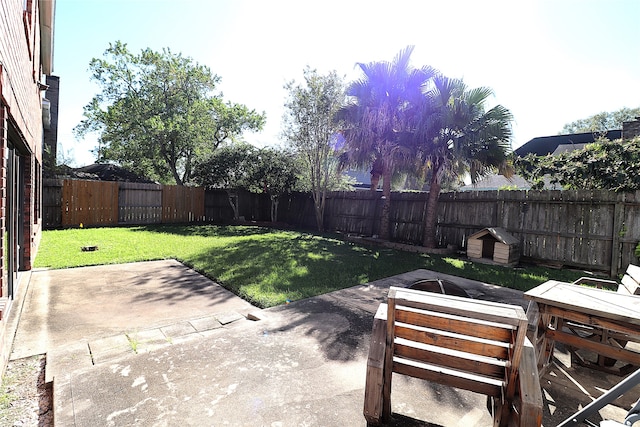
(422, 174, 441, 248)
(227, 190, 239, 220)
(370, 173, 381, 191)
(370, 157, 383, 191)
(378, 166, 392, 240)
(270, 195, 279, 222)
(313, 190, 325, 232)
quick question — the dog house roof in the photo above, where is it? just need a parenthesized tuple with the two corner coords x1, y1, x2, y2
(468, 227, 519, 246)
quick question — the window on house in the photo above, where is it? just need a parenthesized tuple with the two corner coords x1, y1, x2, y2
(23, 0, 34, 60)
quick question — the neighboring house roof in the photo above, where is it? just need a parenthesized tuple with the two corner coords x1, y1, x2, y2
(458, 173, 531, 191)
(515, 130, 622, 157)
(76, 164, 155, 183)
(552, 143, 587, 155)
(468, 227, 519, 246)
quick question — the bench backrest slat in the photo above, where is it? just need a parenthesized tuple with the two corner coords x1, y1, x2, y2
(385, 287, 528, 401)
(620, 270, 640, 295)
(394, 323, 510, 359)
(395, 307, 515, 341)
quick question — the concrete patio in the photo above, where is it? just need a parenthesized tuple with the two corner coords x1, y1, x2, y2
(9, 260, 638, 426)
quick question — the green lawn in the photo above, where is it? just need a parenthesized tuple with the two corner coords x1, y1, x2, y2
(35, 224, 585, 308)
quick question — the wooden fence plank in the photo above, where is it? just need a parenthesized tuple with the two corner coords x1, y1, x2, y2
(43, 178, 63, 228)
(162, 185, 205, 223)
(119, 182, 162, 224)
(61, 180, 118, 227)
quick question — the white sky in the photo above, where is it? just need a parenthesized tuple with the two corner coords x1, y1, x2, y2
(53, 0, 640, 167)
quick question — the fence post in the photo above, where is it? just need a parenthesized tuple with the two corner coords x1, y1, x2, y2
(610, 194, 625, 278)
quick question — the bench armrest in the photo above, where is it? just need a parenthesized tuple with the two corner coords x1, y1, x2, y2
(511, 337, 543, 427)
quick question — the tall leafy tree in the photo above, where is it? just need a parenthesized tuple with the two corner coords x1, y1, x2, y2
(75, 41, 265, 185)
(282, 68, 346, 232)
(339, 47, 435, 240)
(415, 75, 513, 248)
(560, 107, 640, 134)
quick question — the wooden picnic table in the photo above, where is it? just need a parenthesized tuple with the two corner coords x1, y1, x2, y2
(524, 280, 640, 376)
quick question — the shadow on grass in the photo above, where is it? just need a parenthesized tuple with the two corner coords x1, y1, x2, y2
(183, 233, 432, 307)
(131, 223, 275, 238)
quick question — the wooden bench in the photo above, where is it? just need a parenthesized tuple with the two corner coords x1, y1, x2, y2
(572, 263, 640, 295)
(364, 287, 542, 427)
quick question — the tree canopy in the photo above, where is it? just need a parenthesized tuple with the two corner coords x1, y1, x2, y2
(560, 107, 640, 134)
(193, 143, 298, 221)
(75, 41, 265, 185)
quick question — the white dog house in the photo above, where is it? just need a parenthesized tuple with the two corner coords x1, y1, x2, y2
(467, 227, 520, 266)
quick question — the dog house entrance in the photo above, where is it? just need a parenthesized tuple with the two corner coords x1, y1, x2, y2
(481, 236, 496, 259)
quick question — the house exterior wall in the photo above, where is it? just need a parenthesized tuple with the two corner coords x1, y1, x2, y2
(0, 0, 50, 375)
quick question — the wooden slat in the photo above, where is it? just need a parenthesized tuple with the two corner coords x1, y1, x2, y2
(394, 338, 506, 379)
(545, 305, 640, 336)
(547, 329, 640, 366)
(363, 304, 387, 424)
(503, 314, 528, 410)
(382, 293, 396, 422)
(394, 323, 510, 359)
(467, 241, 482, 258)
(395, 305, 516, 341)
(621, 273, 640, 295)
(392, 288, 527, 327)
(626, 264, 640, 284)
(392, 357, 504, 397)
(395, 322, 510, 359)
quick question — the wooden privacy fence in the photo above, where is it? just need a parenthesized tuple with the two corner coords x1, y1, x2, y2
(43, 179, 640, 276)
(307, 189, 640, 277)
(434, 190, 640, 278)
(45, 179, 205, 228)
(60, 180, 119, 227)
(118, 182, 162, 224)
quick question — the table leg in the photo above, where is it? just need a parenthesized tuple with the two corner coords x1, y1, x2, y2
(527, 303, 555, 378)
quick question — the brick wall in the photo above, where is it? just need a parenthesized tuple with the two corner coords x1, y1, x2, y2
(0, 0, 49, 377)
(0, 0, 44, 152)
(0, 105, 6, 301)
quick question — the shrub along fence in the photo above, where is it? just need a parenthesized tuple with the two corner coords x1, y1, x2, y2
(43, 179, 640, 276)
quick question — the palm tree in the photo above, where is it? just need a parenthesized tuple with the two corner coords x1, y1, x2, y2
(339, 46, 435, 240)
(415, 75, 513, 248)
